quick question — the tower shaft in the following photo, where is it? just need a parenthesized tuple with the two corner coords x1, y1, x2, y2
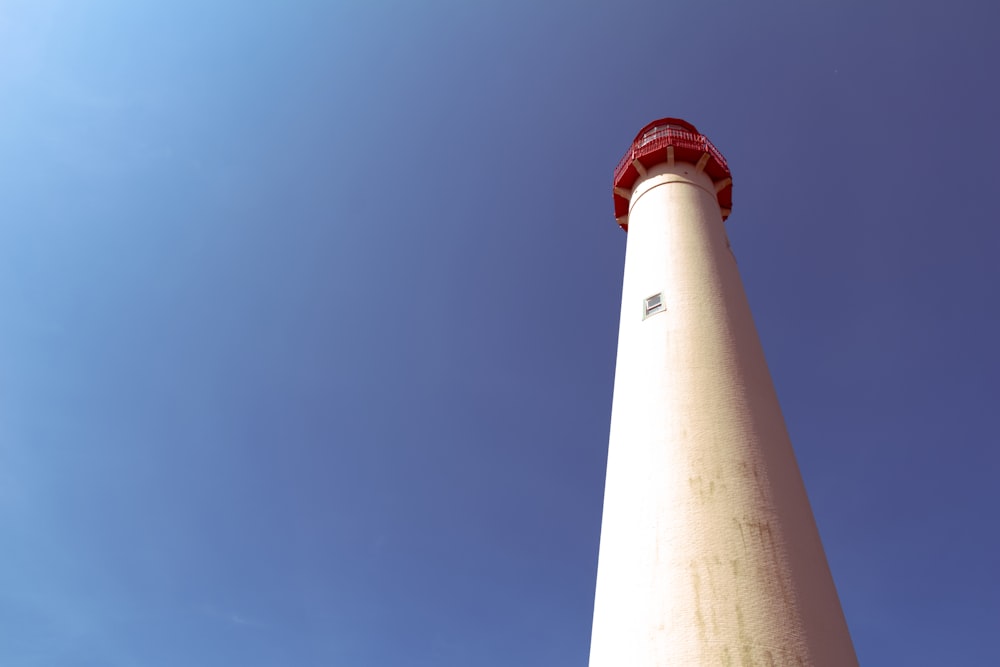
(590, 127, 857, 665)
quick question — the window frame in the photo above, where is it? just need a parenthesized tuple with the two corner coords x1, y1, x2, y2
(643, 293, 665, 319)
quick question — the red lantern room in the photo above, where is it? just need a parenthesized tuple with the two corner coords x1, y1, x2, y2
(612, 118, 732, 231)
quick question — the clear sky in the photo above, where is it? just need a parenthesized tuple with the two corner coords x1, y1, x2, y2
(1, 1, 998, 665)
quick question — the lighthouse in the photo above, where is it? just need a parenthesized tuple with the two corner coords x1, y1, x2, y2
(589, 119, 858, 665)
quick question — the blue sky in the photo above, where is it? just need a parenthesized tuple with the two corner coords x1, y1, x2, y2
(1, 1, 998, 665)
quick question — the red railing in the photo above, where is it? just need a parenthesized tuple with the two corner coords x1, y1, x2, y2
(612, 119, 733, 227)
(613, 125, 729, 184)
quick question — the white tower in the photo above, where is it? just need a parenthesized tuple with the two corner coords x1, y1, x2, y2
(589, 119, 858, 666)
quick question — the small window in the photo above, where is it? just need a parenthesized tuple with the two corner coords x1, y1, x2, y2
(643, 293, 665, 319)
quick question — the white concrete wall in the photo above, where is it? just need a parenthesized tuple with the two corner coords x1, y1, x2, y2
(589, 163, 858, 666)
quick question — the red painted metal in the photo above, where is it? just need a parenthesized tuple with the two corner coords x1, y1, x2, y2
(613, 118, 732, 231)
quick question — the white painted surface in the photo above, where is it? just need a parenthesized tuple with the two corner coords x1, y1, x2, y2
(589, 163, 858, 666)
